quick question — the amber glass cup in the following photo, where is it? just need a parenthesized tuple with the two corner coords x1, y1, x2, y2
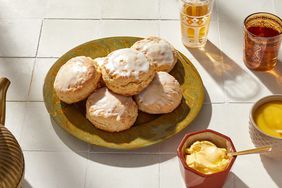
(180, 0, 214, 48)
(244, 12, 282, 71)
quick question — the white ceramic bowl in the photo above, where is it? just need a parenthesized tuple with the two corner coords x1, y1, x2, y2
(249, 95, 282, 159)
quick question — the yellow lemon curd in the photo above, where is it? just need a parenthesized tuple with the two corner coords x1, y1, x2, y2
(254, 101, 282, 138)
(185, 141, 231, 174)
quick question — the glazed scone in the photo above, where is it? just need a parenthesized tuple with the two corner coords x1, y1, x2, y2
(86, 87, 138, 132)
(93, 57, 106, 72)
(54, 56, 101, 104)
(134, 72, 182, 114)
(93, 57, 106, 88)
(102, 48, 155, 96)
(131, 36, 177, 72)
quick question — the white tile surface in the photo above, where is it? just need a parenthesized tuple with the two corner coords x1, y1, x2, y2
(0, 19, 41, 57)
(223, 60, 272, 102)
(38, 20, 101, 57)
(23, 151, 88, 188)
(101, 20, 159, 38)
(217, 0, 275, 23)
(274, 0, 282, 18)
(20, 102, 89, 151)
(219, 21, 243, 63)
(160, 0, 179, 19)
(85, 153, 159, 188)
(102, 0, 159, 19)
(0, 0, 47, 18)
(159, 155, 186, 188)
(232, 155, 280, 188)
(190, 56, 225, 103)
(29, 58, 56, 101)
(224, 104, 254, 149)
(0, 58, 34, 101)
(46, 0, 101, 18)
(5, 102, 26, 140)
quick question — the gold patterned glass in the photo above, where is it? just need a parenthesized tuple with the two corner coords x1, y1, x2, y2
(180, 0, 214, 48)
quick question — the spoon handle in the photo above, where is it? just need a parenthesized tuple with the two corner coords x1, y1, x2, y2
(229, 145, 272, 156)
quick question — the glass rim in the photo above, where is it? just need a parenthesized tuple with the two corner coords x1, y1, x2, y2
(180, 0, 214, 3)
(180, 11, 212, 18)
(244, 12, 282, 39)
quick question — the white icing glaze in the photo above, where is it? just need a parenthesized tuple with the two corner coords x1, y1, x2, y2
(55, 56, 93, 91)
(135, 37, 174, 66)
(137, 72, 180, 106)
(105, 48, 150, 79)
(88, 88, 131, 121)
(94, 57, 106, 67)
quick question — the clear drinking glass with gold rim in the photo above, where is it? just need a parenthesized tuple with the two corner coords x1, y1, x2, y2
(179, 0, 214, 48)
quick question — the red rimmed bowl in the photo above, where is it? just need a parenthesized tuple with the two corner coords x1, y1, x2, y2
(177, 129, 237, 188)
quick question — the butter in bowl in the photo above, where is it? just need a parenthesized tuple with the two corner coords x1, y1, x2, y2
(177, 129, 237, 188)
(249, 94, 282, 159)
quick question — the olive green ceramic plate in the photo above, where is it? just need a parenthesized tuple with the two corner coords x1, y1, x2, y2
(43, 37, 205, 150)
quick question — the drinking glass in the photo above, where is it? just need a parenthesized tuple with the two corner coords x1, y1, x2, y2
(244, 12, 282, 71)
(179, 0, 214, 48)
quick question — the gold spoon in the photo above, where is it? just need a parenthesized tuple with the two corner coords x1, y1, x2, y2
(228, 145, 272, 157)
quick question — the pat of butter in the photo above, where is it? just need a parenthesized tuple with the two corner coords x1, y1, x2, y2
(185, 141, 231, 174)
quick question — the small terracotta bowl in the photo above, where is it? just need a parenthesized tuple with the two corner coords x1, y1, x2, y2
(177, 129, 237, 188)
(249, 94, 282, 159)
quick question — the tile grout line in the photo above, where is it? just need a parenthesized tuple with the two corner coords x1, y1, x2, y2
(44, 17, 179, 21)
(158, 0, 161, 38)
(6, 100, 43, 102)
(26, 19, 44, 103)
(35, 19, 44, 57)
(0, 56, 36, 58)
(272, 0, 276, 14)
(158, 0, 161, 20)
(158, 154, 161, 188)
(83, 151, 90, 188)
(214, 2, 230, 105)
(16, 101, 29, 150)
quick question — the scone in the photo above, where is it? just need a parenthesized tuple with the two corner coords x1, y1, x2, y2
(134, 72, 182, 114)
(86, 87, 138, 132)
(93, 57, 106, 88)
(93, 57, 106, 72)
(54, 56, 101, 104)
(101, 48, 155, 96)
(131, 36, 177, 72)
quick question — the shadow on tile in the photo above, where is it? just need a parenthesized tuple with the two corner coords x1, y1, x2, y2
(50, 117, 89, 152)
(158, 88, 212, 153)
(260, 155, 282, 188)
(231, 172, 249, 188)
(187, 40, 261, 101)
(0, 58, 34, 101)
(251, 60, 282, 94)
(23, 179, 33, 188)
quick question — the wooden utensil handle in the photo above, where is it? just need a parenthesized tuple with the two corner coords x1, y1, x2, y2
(0, 77, 10, 126)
